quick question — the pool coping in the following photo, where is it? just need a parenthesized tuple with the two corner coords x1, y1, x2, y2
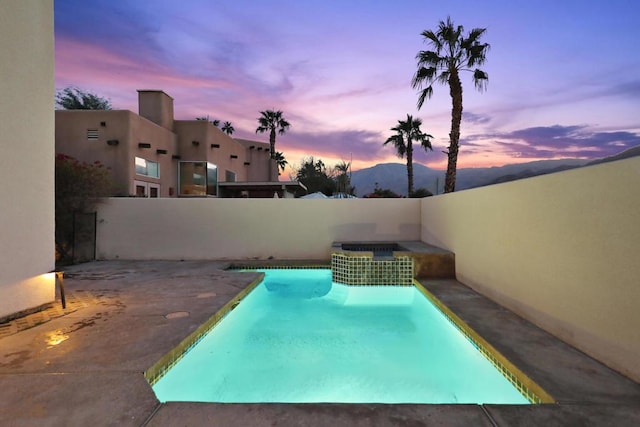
(144, 273, 265, 386)
(414, 281, 554, 404)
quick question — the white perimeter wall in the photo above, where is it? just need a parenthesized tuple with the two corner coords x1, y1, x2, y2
(96, 199, 421, 260)
(421, 157, 640, 382)
(0, 1, 55, 318)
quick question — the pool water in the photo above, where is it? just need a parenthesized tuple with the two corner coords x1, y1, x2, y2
(152, 269, 529, 404)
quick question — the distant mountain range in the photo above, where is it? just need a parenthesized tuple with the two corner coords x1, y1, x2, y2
(350, 145, 640, 197)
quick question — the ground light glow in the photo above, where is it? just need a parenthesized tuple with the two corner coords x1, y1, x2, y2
(152, 269, 529, 404)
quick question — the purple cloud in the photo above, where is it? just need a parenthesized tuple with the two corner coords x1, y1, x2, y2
(464, 111, 491, 124)
(477, 125, 640, 159)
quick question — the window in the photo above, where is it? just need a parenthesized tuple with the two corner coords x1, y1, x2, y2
(87, 129, 99, 140)
(135, 157, 159, 178)
(225, 170, 237, 182)
(179, 161, 217, 196)
(134, 180, 160, 198)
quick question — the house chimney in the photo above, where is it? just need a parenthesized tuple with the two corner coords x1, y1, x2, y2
(137, 90, 174, 130)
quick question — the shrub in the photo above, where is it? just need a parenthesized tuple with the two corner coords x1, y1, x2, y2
(55, 154, 113, 264)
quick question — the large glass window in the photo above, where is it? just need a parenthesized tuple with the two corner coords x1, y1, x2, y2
(179, 161, 217, 196)
(135, 157, 160, 178)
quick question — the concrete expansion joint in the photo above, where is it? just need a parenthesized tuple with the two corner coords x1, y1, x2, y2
(140, 402, 163, 427)
(480, 405, 499, 427)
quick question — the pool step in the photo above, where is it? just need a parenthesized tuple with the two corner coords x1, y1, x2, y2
(332, 241, 456, 283)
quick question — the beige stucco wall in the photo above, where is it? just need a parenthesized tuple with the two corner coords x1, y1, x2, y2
(56, 110, 179, 197)
(138, 90, 174, 130)
(235, 139, 277, 182)
(0, 1, 55, 318)
(129, 114, 178, 196)
(174, 121, 254, 183)
(421, 157, 640, 382)
(96, 199, 421, 260)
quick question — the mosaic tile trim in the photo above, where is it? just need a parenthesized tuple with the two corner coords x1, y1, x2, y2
(227, 264, 329, 270)
(144, 274, 264, 386)
(414, 281, 555, 404)
(331, 252, 414, 286)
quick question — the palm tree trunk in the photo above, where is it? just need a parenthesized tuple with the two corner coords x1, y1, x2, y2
(445, 71, 463, 193)
(269, 129, 276, 159)
(269, 128, 276, 180)
(407, 141, 414, 196)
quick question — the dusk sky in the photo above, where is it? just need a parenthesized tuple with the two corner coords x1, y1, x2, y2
(54, 0, 640, 174)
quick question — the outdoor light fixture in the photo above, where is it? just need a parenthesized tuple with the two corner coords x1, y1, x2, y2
(211, 143, 220, 148)
(138, 142, 151, 148)
(50, 270, 66, 309)
(192, 140, 200, 146)
(156, 149, 167, 154)
(106, 139, 119, 146)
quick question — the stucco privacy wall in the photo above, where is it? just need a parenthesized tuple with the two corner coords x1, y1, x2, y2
(0, 1, 55, 318)
(96, 199, 421, 260)
(421, 157, 640, 382)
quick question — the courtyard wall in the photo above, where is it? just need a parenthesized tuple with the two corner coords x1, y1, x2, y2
(96, 198, 422, 260)
(421, 157, 640, 382)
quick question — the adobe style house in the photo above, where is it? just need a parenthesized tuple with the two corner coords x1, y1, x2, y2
(55, 90, 304, 198)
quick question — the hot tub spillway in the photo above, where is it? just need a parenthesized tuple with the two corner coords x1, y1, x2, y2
(331, 242, 414, 286)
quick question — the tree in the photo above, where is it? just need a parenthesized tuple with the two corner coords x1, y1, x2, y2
(196, 116, 220, 127)
(409, 188, 433, 198)
(334, 160, 355, 196)
(365, 183, 401, 198)
(274, 151, 288, 174)
(295, 157, 336, 196)
(255, 110, 290, 160)
(55, 154, 113, 264)
(221, 121, 234, 135)
(412, 16, 489, 193)
(384, 114, 433, 196)
(56, 86, 112, 110)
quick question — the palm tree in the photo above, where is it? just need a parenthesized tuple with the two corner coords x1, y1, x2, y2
(384, 114, 433, 196)
(274, 151, 288, 174)
(334, 161, 353, 195)
(221, 121, 234, 135)
(255, 110, 290, 160)
(412, 16, 489, 193)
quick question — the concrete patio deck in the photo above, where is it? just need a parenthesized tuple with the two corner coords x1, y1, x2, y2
(1, 261, 639, 426)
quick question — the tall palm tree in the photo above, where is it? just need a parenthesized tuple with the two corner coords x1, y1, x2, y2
(412, 16, 489, 193)
(384, 115, 433, 196)
(274, 151, 288, 174)
(221, 121, 234, 135)
(255, 110, 290, 160)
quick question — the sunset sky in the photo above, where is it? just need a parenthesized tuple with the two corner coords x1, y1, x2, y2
(54, 0, 640, 173)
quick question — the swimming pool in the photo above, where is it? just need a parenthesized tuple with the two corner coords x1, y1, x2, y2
(151, 269, 536, 404)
